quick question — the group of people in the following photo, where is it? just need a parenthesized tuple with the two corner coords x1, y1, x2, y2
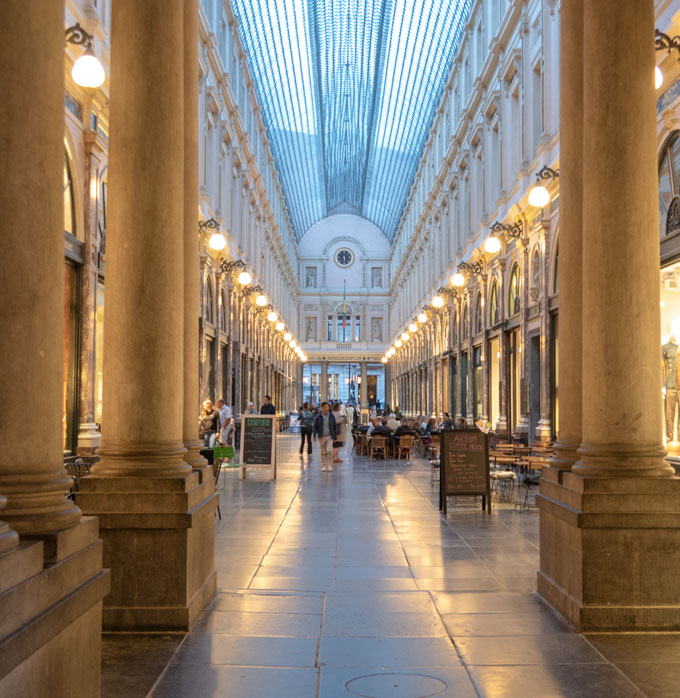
(198, 395, 277, 447)
(297, 400, 349, 471)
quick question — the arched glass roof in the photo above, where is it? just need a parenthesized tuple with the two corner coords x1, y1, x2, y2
(232, 0, 472, 242)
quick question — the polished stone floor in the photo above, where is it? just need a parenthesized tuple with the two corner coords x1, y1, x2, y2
(102, 434, 680, 697)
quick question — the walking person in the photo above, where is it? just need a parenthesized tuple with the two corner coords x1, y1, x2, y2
(198, 399, 220, 448)
(260, 395, 276, 414)
(299, 402, 314, 456)
(332, 401, 347, 463)
(313, 401, 337, 472)
(216, 398, 232, 445)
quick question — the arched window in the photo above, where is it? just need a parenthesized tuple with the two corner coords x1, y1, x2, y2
(336, 304, 353, 342)
(462, 303, 469, 340)
(220, 291, 227, 330)
(206, 279, 215, 325)
(659, 131, 680, 238)
(552, 243, 559, 295)
(508, 263, 520, 316)
(474, 293, 483, 336)
(531, 248, 540, 289)
(64, 153, 76, 236)
(489, 280, 499, 326)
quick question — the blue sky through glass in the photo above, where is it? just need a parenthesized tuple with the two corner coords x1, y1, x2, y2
(232, 0, 472, 241)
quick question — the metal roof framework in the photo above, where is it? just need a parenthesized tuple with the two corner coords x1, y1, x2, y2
(232, 0, 472, 241)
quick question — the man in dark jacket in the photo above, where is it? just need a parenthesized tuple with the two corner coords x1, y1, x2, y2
(260, 395, 276, 414)
(313, 402, 337, 471)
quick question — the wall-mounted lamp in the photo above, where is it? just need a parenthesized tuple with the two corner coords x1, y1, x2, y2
(529, 166, 559, 208)
(65, 23, 105, 88)
(656, 29, 680, 89)
(200, 218, 227, 251)
(275, 321, 285, 332)
(418, 312, 428, 324)
(408, 322, 418, 333)
(243, 284, 264, 297)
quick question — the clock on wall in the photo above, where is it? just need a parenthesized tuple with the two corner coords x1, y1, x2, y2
(335, 248, 353, 267)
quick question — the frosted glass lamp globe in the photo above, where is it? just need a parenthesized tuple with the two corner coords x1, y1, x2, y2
(72, 48, 105, 88)
(484, 236, 501, 254)
(208, 232, 226, 250)
(238, 271, 252, 285)
(529, 184, 550, 208)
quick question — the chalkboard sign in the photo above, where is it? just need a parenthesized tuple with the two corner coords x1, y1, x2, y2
(440, 429, 490, 514)
(240, 414, 276, 479)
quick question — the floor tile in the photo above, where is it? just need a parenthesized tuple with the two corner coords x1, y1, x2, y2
(193, 610, 322, 637)
(151, 665, 319, 698)
(319, 637, 460, 668)
(442, 611, 572, 637)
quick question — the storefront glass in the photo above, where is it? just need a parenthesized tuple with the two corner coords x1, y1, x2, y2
(95, 280, 105, 427)
(63, 263, 79, 453)
(661, 260, 680, 448)
(473, 346, 482, 418)
(489, 336, 500, 427)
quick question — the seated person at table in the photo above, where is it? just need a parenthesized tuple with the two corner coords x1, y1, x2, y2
(455, 417, 467, 429)
(369, 419, 392, 439)
(385, 413, 400, 432)
(366, 418, 380, 436)
(425, 418, 436, 435)
(390, 420, 415, 448)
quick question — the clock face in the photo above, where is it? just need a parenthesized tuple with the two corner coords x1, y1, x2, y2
(336, 249, 353, 267)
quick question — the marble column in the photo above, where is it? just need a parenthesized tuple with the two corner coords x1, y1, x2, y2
(515, 239, 531, 437)
(360, 362, 368, 410)
(0, 0, 81, 535)
(183, 0, 207, 470)
(538, 0, 680, 632)
(548, 0, 583, 471)
(496, 261, 509, 436)
(536, 223, 553, 441)
(80, 0, 216, 631)
(321, 361, 329, 403)
(480, 275, 489, 422)
(77, 130, 105, 454)
(0, 3, 108, 694)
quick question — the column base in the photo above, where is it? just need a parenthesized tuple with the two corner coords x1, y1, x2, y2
(0, 518, 109, 697)
(538, 468, 680, 631)
(494, 416, 508, 438)
(76, 422, 102, 453)
(535, 418, 552, 442)
(78, 472, 217, 631)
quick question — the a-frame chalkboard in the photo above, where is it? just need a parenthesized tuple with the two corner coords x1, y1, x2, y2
(439, 429, 491, 514)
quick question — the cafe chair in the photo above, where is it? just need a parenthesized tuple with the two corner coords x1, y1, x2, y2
(360, 433, 369, 456)
(370, 436, 387, 460)
(429, 458, 440, 487)
(515, 471, 541, 512)
(395, 435, 414, 460)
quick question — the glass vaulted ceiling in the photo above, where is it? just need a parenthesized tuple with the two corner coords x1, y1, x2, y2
(232, 0, 472, 241)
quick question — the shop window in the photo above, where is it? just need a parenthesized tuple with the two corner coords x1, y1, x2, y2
(206, 279, 215, 325)
(509, 263, 520, 316)
(659, 132, 680, 238)
(452, 312, 459, 345)
(220, 291, 227, 330)
(474, 293, 483, 335)
(462, 303, 469, 340)
(552, 244, 559, 295)
(63, 263, 80, 453)
(531, 248, 540, 289)
(489, 280, 499, 326)
(64, 154, 76, 237)
(98, 179, 107, 258)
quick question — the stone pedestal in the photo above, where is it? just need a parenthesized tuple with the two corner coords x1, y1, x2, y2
(78, 475, 216, 630)
(0, 519, 110, 696)
(538, 467, 680, 630)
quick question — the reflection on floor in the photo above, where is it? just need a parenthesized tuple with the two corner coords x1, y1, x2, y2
(100, 434, 675, 697)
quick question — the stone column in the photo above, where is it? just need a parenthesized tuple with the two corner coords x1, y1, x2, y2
(0, 3, 108, 694)
(575, 0, 669, 478)
(77, 130, 105, 454)
(0, 0, 81, 534)
(480, 275, 489, 422)
(548, 0, 583, 471)
(321, 361, 328, 403)
(538, 0, 680, 632)
(515, 239, 530, 437)
(536, 223, 553, 441)
(360, 362, 368, 410)
(80, 0, 216, 631)
(183, 0, 207, 470)
(496, 261, 508, 436)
